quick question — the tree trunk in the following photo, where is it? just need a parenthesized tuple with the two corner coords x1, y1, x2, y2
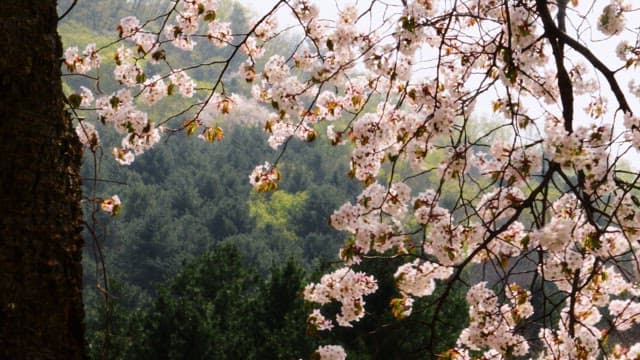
(0, 1, 85, 359)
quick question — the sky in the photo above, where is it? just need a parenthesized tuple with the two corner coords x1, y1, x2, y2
(241, 0, 336, 25)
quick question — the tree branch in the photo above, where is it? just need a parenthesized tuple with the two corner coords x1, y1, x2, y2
(58, 0, 77, 21)
(536, 0, 633, 115)
(536, 0, 574, 132)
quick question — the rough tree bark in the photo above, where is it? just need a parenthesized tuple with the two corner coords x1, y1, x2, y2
(0, 1, 85, 359)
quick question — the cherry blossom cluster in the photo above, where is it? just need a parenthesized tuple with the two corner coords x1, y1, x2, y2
(249, 162, 281, 192)
(64, 43, 100, 74)
(538, 295, 606, 360)
(609, 299, 640, 331)
(312, 345, 347, 360)
(598, 0, 630, 36)
(389, 296, 415, 320)
(329, 182, 411, 265)
(307, 309, 334, 332)
(544, 118, 614, 194)
(530, 194, 587, 254)
(100, 195, 122, 216)
(92, 89, 163, 165)
(394, 259, 453, 310)
(64, 0, 232, 167)
(610, 344, 640, 360)
(529, 202, 640, 359)
(75, 121, 99, 151)
(613, 192, 640, 243)
(438, 348, 504, 360)
(623, 113, 640, 150)
(412, 189, 474, 266)
(456, 282, 532, 357)
(303, 267, 378, 328)
(472, 141, 542, 186)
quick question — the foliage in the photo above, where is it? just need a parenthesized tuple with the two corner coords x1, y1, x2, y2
(127, 245, 261, 359)
(90, 244, 470, 359)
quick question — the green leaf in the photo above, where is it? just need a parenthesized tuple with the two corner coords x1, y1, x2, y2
(401, 16, 416, 32)
(326, 38, 334, 51)
(184, 120, 198, 136)
(109, 96, 121, 109)
(204, 11, 216, 22)
(136, 72, 146, 84)
(152, 49, 166, 62)
(68, 93, 82, 109)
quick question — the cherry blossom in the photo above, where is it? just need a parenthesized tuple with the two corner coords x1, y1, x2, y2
(63, 43, 101, 74)
(100, 195, 122, 216)
(598, 1, 629, 36)
(140, 75, 168, 105)
(169, 69, 196, 98)
(304, 267, 378, 327)
(75, 121, 99, 150)
(207, 21, 232, 47)
(313, 345, 347, 360)
(249, 162, 281, 192)
(394, 259, 453, 297)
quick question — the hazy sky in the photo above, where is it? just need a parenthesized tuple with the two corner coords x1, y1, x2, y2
(240, 0, 340, 27)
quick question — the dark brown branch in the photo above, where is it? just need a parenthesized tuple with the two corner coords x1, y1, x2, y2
(536, 0, 574, 132)
(536, 0, 633, 115)
(58, 0, 77, 21)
